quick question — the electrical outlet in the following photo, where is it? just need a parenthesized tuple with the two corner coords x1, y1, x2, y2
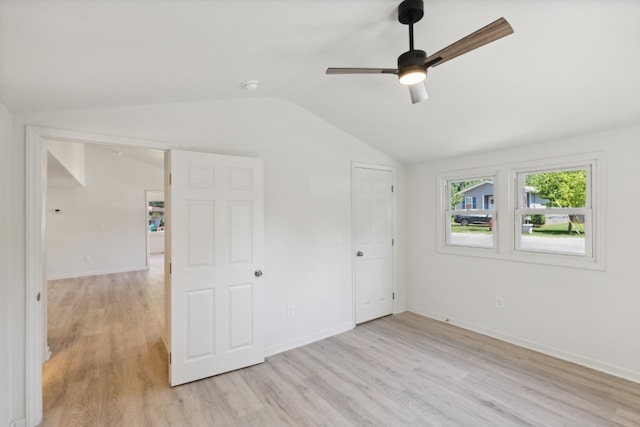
(496, 296, 504, 309)
(287, 305, 295, 318)
(84, 255, 91, 263)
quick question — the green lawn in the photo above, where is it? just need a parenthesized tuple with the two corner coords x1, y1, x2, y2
(452, 222, 585, 238)
(531, 222, 585, 238)
(451, 224, 491, 234)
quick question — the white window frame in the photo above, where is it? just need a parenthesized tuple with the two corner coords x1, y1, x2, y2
(510, 153, 604, 269)
(439, 171, 498, 253)
(437, 152, 605, 270)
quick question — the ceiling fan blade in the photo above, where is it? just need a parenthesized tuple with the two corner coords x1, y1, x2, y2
(424, 17, 513, 68)
(326, 68, 398, 75)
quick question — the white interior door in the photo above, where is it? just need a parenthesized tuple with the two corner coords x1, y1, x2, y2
(353, 166, 394, 324)
(167, 149, 264, 386)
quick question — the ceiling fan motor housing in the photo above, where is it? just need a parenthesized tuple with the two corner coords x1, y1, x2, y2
(398, 49, 427, 77)
(397, 0, 427, 85)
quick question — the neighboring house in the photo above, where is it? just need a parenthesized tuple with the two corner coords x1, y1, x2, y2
(456, 181, 495, 210)
(455, 181, 548, 210)
(523, 185, 548, 208)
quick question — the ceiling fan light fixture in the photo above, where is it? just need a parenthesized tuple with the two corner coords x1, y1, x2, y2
(398, 69, 427, 85)
(397, 49, 427, 85)
(408, 82, 429, 104)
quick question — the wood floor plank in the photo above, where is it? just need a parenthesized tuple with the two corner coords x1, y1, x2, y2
(43, 255, 640, 426)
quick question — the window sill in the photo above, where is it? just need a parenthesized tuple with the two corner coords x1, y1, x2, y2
(437, 244, 605, 271)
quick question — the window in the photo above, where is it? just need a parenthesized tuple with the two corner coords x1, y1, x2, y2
(462, 196, 476, 210)
(444, 176, 496, 249)
(437, 152, 603, 269)
(148, 200, 165, 232)
(514, 166, 591, 258)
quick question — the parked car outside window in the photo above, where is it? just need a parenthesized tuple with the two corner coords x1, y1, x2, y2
(453, 214, 492, 226)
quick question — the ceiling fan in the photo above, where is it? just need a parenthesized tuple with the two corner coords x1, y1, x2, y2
(326, 0, 514, 104)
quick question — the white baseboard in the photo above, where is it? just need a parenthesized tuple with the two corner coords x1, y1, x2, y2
(265, 321, 354, 357)
(407, 307, 640, 385)
(394, 306, 407, 314)
(9, 418, 26, 427)
(46, 265, 149, 280)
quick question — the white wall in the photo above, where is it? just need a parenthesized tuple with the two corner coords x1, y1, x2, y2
(406, 124, 640, 382)
(10, 97, 407, 423)
(46, 144, 164, 279)
(47, 140, 86, 186)
(0, 101, 13, 427)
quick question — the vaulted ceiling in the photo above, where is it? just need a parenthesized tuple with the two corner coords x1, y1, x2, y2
(2, 0, 639, 163)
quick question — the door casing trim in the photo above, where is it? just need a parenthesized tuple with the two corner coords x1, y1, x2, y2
(350, 162, 396, 326)
(25, 125, 178, 425)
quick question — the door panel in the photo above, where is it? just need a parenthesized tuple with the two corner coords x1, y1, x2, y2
(185, 289, 215, 360)
(188, 201, 215, 266)
(228, 283, 254, 349)
(167, 150, 264, 386)
(229, 201, 253, 263)
(354, 167, 393, 324)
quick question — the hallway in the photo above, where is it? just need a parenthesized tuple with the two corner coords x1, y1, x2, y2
(44, 255, 166, 425)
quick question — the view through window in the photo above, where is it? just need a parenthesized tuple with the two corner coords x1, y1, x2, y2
(516, 167, 589, 256)
(446, 177, 496, 249)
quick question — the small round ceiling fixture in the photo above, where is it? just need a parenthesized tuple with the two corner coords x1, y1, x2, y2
(241, 80, 259, 91)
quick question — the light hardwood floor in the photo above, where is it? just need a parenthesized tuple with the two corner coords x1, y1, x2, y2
(44, 257, 640, 426)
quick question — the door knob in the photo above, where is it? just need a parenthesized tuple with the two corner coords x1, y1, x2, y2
(254, 270, 263, 277)
(356, 251, 364, 257)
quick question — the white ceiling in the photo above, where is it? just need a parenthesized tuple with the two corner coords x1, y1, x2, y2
(2, 0, 640, 164)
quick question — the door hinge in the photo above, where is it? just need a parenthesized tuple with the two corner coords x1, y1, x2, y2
(393, 292, 395, 300)
(391, 185, 394, 192)
(392, 238, 395, 246)
(169, 263, 172, 274)
(169, 352, 172, 364)
(169, 173, 172, 185)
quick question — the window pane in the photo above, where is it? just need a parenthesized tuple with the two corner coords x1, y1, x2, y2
(448, 215, 494, 248)
(450, 179, 493, 210)
(519, 214, 585, 255)
(447, 177, 495, 249)
(522, 169, 587, 209)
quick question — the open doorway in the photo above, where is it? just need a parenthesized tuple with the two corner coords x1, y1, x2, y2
(44, 142, 167, 421)
(27, 127, 266, 424)
(25, 126, 177, 425)
(146, 190, 165, 267)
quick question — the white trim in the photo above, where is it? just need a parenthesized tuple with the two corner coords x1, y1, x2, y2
(25, 128, 46, 427)
(351, 162, 396, 323)
(407, 308, 640, 385)
(9, 418, 26, 427)
(25, 125, 179, 426)
(25, 125, 176, 151)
